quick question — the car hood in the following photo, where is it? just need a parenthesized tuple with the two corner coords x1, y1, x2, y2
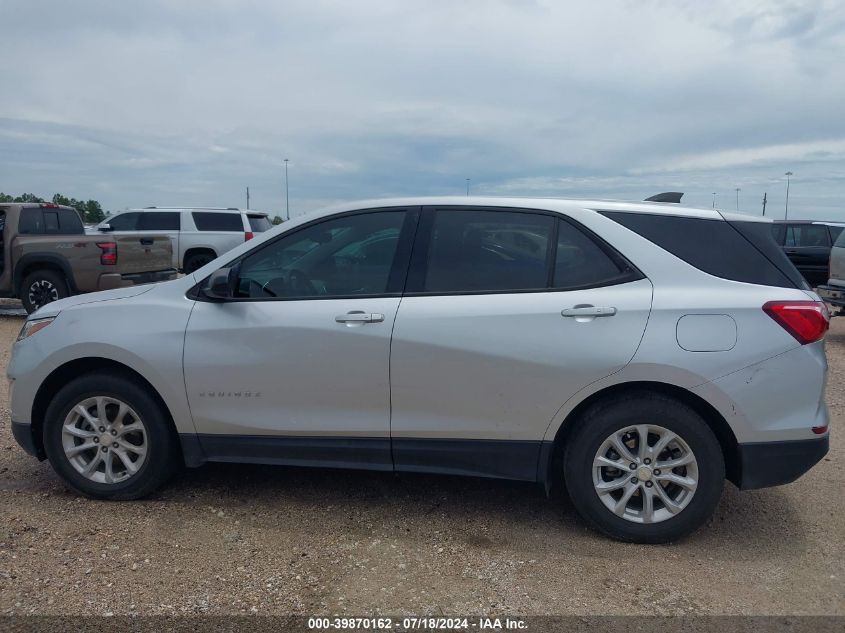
(30, 284, 157, 319)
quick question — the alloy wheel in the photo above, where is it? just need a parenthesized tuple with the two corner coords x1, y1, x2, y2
(28, 280, 59, 310)
(61, 396, 148, 484)
(592, 424, 698, 524)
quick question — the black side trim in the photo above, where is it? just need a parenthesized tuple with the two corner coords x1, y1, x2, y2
(392, 438, 543, 481)
(196, 434, 394, 471)
(737, 436, 829, 490)
(121, 268, 178, 284)
(178, 433, 207, 468)
(11, 421, 45, 460)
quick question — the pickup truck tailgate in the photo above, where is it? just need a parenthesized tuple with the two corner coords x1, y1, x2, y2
(112, 234, 173, 274)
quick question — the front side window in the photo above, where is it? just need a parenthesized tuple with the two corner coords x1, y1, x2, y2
(192, 212, 243, 232)
(107, 213, 140, 230)
(423, 210, 553, 293)
(235, 211, 406, 299)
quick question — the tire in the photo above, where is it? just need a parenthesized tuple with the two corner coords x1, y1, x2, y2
(20, 269, 69, 314)
(563, 392, 725, 543)
(183, 251, 215, 274)
(42, 372, 178, 500)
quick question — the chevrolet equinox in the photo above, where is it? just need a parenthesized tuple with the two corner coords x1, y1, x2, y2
(8, 197, 830, 543)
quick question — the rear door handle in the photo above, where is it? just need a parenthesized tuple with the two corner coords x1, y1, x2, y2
(335, 311, 385, 325)
(140, 238, 154, 246)
(561, 306, 617, 318)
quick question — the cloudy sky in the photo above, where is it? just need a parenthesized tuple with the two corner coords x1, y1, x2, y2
(1, 0, 844, 220)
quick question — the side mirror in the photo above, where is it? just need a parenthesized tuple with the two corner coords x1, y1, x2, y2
(201, 266, 238, 301)
(98, 223, 113, 232)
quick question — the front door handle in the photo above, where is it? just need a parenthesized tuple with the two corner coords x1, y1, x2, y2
(335, 311, 385, 325)
(561, 305, 617, 318)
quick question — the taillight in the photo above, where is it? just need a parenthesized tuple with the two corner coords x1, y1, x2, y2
(245, 231, 254, 241)
(763, 301, 829, 344)
(97, 242, 117, 265)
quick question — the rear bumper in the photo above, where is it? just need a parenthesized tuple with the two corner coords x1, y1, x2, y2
(11, 420, 44, 460)
(98, 268, 177, 291)
(737, 435, 829, 490)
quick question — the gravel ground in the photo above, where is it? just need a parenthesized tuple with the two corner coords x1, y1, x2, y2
(0, 308, 842, 616)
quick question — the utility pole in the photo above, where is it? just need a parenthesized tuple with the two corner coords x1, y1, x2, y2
(762, 192, 767, 216)
(712, 192, 717, 209)
(466, 178, 470, 196)
(784, 171, 793, 220)
(246, 186, 250, 210)
(284, 159, 290, 220)
(735, 187, 741, 212)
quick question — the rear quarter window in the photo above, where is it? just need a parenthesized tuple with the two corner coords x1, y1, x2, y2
(600, 211, 804, 289)
(192, 212, 244, 232)
(247, 215, 272, 232)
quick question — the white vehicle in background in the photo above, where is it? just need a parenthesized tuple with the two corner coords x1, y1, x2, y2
(93, 207, 273, 273)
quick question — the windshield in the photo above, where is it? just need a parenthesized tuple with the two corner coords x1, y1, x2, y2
(248, 215, 272, 232)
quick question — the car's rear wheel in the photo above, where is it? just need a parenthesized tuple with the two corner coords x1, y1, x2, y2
(43, 372, 178, 500)
(21, 269, 69, 314)
(183, 252, 215, 274)
(563, 393, 724, 543)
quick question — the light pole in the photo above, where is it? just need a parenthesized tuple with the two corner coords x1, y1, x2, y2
(284, 159, 290, 220)
(735, 187, 741, 212)
(712, 192, 717, 209)
(784, 171, 793, 220)
(466, 178, 470, 197)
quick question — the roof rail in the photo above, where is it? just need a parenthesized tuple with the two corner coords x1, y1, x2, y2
(644, 192, 683, 203)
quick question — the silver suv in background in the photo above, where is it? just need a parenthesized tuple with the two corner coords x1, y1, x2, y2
(94, 207, 273, 273)
(817, 229, 845, 316)
(10, 197, 830, 543)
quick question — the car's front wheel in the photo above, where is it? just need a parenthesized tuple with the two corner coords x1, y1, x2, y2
(43, 372, 178, 500)
(563, 393, 725, 543)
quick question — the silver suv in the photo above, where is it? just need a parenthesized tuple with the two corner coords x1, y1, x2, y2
(94, 207, 272, 273)
(9, 197, 830, 543)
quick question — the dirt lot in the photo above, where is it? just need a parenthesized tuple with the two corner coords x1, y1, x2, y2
(0, 310, 842, 617)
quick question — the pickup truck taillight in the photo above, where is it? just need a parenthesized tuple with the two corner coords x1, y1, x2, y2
(96, 242, 118, 265)
(245, 231, 254, 241)
(763, 301, 829, 344)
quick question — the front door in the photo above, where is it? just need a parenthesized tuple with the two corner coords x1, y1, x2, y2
(183, 207, 417, 470)
(389, 206, 653, 480)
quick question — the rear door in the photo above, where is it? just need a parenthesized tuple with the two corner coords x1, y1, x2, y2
(389, 206, 653, 480)
(783, 223, 830, 287)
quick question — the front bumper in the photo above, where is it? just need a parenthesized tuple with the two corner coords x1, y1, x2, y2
(816, 285, 845, 315)
(98, 268, 177, 291)
(11, 421, 44, 460)
(737, 435, 829, 489)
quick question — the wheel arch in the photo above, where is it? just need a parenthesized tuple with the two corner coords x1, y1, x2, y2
(29, 357, 185, 463)
(14, 254, 78, 296)
(182, 247, 217, 270)
(541, 381, 741, 492)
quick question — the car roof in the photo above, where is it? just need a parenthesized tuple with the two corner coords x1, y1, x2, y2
(306, 196, 772, 224)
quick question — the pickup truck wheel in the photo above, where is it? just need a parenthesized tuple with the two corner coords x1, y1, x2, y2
(21, 270, 69, 314)
(42, 372, 178, 500)
(183, 252, 215, 274)
(563, 393, 724, 543)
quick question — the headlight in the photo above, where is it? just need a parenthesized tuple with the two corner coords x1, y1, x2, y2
(17, 317, 55, 341)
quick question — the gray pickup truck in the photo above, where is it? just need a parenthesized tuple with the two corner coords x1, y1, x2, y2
(816, 229, 845, 316)
(0, 202, 176, 313)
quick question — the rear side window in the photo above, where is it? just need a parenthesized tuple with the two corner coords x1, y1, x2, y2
(829, 226, 844, 243)
(785, 224, 830, 247)
(248, 215, 272, 232)
(554, 220, 633, 289)
(835, 230, 845, 248)
(139, 212, 180, 230)
(601, 211, 802, 289)
(192, 212, 244, 232)
(17, 207, 82, 234)
(422, 209, 554, 293)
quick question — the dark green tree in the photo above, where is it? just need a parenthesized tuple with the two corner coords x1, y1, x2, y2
(272, 215, 284, 225)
